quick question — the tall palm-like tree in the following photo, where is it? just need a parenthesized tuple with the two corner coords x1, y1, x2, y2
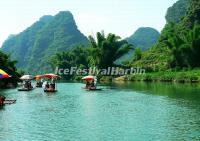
(183, 24, 200, 66)
(166, 23, 200, 68)
(88, 32, 133, 68)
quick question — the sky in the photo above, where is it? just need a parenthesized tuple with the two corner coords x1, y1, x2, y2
(0, 0, 178, 47)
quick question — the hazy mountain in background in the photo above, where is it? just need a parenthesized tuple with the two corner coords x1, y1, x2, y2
(127, 27, 160, 51)
(116, 27, 160, 63)
(1, 11, 88, 74)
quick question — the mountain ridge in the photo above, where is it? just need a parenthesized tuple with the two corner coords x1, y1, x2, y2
(1, 11, 88, 74)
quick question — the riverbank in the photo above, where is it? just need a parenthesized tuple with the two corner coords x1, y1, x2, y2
(114, 69, 200, 83)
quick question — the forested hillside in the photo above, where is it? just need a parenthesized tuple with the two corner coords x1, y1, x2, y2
(1, 11, 88, 74)
(131, 0, 200, 72)
(166, 0, 189, 23)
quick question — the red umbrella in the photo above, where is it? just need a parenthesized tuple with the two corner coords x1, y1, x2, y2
(82, 75, 95, 81)
(43, 74, 60, 79)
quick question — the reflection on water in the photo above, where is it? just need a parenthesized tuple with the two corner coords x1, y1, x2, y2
(112, 82, 200, 101)
(0, 82, 200, 141)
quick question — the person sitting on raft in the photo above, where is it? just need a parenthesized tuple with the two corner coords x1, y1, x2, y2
(49, 84, 55, 91)
(50, 83, 55, 90)
(23, 81, 28, 89)
(45, 82, 50, 89)
(28, 81, 32, 89)
(86, 81, 90, 89)
(90, 80, 96, 89)
(23, 81, 33, 89)
(85, 80, 96, 89)
(0, 96, 6, 106)
(36, 81, 42, 87)
(44, 82, 55, 91)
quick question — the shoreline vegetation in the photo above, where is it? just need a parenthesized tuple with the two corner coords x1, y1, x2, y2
(0, 51, 22, 89)
(113, 69, 200, 83)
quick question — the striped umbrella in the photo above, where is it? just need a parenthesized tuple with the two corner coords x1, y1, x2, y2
(0, 69, 11, 79)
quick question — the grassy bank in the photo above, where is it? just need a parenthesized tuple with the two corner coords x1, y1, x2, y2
(114, 69, 200, 83)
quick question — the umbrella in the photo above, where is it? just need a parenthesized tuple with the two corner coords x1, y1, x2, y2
(0, 69, 11, 79)
(82, 75, 95, 81)
(35, 75, 45, 80)
(43, 74, 60, 79)
(20, 75, 34, 81)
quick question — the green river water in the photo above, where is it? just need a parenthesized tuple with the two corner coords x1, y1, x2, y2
(0, 82, 200, 141)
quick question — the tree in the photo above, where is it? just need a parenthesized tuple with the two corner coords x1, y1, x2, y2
(133, 48, 142, 61)
(165, 23, 200, 68)
(88, 32, 133, 68)
(50, 45, 89, 80)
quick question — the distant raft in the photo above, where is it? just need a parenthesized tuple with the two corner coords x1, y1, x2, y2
(18, 75, 34, 91)
(86, 88, 102, 91)
(0, 96, 16, 106)
(42, 74, 60, 93)
(18, 87, 34, 91)
(44, 89, 57, 93)
(82, 75, 102, 91)
(4, 100, 16, 105)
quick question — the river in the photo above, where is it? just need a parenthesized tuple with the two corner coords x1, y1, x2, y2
(0, 82, 200, 141)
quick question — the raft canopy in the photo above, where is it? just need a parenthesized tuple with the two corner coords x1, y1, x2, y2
(35, 74, 60, 80)
(82, 75, 96, 81)
(20, 75, 34, 81)
(35, 75, 45, 80)
(43, 74, 60, 79)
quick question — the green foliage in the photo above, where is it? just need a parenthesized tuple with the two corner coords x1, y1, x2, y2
(88, 32, 133, 68)
(133, 48, 142, 61)
(129, 69, 200, 83)
(0, 51, 21, 88)
(166, 23, 200, 68)
(50, 45, 89, 80)
(1, 11, 88, 74)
